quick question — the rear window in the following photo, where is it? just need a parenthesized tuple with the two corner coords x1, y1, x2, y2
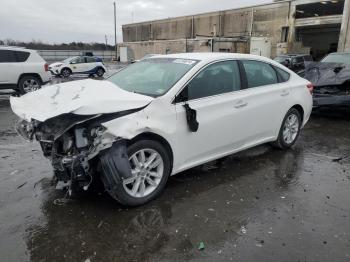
(242, 60, 278, 88)
(15, 51, 30, 62)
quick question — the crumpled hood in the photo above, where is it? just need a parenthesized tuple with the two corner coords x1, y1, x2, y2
(10, 79, 154, 122)
(304, 62, 350, 87)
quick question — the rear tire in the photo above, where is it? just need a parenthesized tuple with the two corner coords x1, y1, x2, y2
(96, 67, 105, 77)
(18, 75, 41, 95)
(273, 108, 302, 149)
(105, 140, 171, 206)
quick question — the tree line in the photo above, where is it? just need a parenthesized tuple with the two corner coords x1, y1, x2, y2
(0, 39, 115, 51)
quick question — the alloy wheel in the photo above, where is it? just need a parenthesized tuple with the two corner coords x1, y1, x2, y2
(23, 79, 40, 93)
(283, 114, 300, 144)
(123, 149, 164, 198)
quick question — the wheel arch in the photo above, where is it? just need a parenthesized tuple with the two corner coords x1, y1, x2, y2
(290, 104, 304, 123)
(18, 73, 43, 84)
(128, 132, 174, 173)
(60, 67, 72, 73)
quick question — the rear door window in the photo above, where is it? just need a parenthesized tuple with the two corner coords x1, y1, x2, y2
(0, 50, 17, 63)
(241, 60, 278, 88)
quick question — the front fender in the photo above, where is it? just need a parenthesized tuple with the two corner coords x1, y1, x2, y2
(102, 106, 176, 142)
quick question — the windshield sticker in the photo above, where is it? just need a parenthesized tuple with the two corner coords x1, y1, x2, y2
(173, 59, 197, 65)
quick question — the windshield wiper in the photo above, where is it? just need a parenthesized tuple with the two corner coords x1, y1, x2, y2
(132, 91, 157, 98)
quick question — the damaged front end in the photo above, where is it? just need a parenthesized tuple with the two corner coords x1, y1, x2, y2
(313, 83, 350, 107)
(16, 111, 136, 196)
(305, 62, 350, 107)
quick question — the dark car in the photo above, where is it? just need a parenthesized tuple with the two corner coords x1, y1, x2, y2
(274, 54, 313, 75)
(304, 52, 350, 107)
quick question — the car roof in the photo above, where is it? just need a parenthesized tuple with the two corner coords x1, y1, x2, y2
(151, 52, 274, 63)
(0, 46, 33, 52)
(276, 54, 310, 57)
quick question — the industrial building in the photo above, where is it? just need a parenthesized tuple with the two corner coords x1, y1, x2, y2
(118, 0, 350, 61)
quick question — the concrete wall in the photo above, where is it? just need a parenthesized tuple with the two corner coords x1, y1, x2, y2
(36, 50, 115, 62)
(122, 2, 290, 44)
(121, 2, 290, 59)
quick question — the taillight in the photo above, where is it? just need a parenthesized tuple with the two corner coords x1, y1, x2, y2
(307, 83, 314, 94)
(44, 63, 49, 72)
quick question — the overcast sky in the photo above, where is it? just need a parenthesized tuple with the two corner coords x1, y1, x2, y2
(1, 0, 272, 44)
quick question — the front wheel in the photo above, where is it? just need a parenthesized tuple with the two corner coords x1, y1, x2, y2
(105, 140, 171, 206)
(273, 108, 302, 149)
(61, 68, 72, 78)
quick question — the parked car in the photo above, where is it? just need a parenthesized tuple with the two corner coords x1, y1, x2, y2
(11, 53, 313, 206)
(304, 52, 350, 107)
(49, 56, 107, 78)
(0, 46, 51, 94)
(274, 54, 313, 75)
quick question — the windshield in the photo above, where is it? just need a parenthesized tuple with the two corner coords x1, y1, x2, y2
(108, 58, 198, 97)
(62, 56, 78, 63)
(321, 53, 350, 64)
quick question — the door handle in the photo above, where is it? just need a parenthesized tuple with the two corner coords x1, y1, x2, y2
(234, 100, 248, 109)
(281, 90, 289, 97)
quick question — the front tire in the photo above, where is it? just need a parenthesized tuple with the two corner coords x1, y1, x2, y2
(18, 76, 41, 94)
(61, 68, 72, 78)
(273, 108, 302, 149)
(106, 140, 171, 206)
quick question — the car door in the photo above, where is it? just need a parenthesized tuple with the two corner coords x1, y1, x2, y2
(85, 56, 98, 73)
(0, 50, 22, 85)
(174, 60, 246, 171)
(70, 56, 86, 73)
(237, 60, 291, 144)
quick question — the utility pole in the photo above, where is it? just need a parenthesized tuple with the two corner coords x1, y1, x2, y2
(113, 2, 117, 59)
(105, 34, 108, 50)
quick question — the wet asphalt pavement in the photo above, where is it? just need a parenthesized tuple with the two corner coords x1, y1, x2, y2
(0, 75, 350, 262)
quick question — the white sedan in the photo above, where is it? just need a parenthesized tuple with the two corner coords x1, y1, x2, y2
(11, 53, 313, 206)
(49, 56, 107, 78)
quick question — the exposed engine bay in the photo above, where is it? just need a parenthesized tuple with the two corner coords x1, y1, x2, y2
(16, 110, 140, 196)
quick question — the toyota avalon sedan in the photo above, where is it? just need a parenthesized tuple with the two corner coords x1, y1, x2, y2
(10, 53, 313, 206)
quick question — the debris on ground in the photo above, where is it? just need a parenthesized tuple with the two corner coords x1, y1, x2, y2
(198, 242, 205, 250)
(53, 198, 73, 206)
(16, 181, 27, 189)
(97, 221, 103, 228)
(241, 226, 247, 234)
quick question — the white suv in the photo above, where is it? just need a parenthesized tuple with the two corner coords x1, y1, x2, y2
(49, 56, 107, 78)
(0, 46, 51, 94)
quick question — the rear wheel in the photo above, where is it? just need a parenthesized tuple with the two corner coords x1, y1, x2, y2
(106, 140, 171, 206)
(273, 108, 302, 149)
(18, 76, 41, 94)
(96, 67, 105, 77)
